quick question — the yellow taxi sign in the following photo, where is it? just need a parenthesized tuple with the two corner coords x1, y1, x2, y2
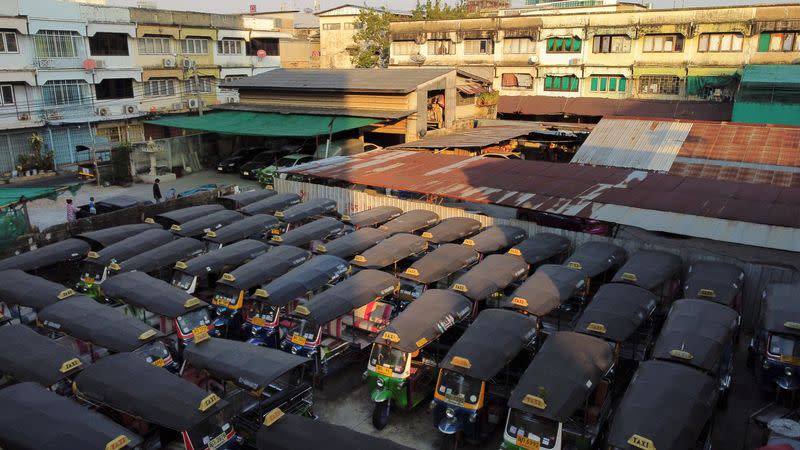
(785, 322, 800, 330)
(341, 214, 351, 222)
(193, 325, 210, 344)
(450, 356, 471, 369)
(627, 434, 655, 450)
(275, 211, 285, 218)
(698, 288, 716, 298)
(254, 289, 269, 298)
(221, 273, 236, 283)
(184, 297, 201, 308)
(105, 435, 130, 450)
(138, 329, 157, 341)
(109, 262, 121, 271)
(566, 261, 582, 270)
(405, 268, 420, 277)
(522, 394, 546, 410)
(295, 305, 311, 316)
(58, 289, 75, 300)
(87, 251, 100, 259)
(264, 407, 285, 427)
(144, 218, 155, 224)
(586, 322, 607, 334)
(174, 261, 188, 270)
(415, 337, 428, 348)
(271, 235, 284, 242)
(669, 349, 693, 360)
(59, 358, 82, 373)
(354, 255, 367, 263)
(205, 231, 217, 238)
(315, 244, 327, 253)
(170, 224, 182, 232)
(511, 297, 529, 307)
(421, 232, 433, 239)
(152, 358, 166, 367)
(463, 239, 475, 246)
(198, 393, 220, 412)
(508, 248, 522, 256)
(452, 283, 468, 293)
(382, 331, 400, 343)
(621, 272, 638, 282)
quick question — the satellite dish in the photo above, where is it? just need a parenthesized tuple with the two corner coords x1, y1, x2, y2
(410, 54, 427, 64)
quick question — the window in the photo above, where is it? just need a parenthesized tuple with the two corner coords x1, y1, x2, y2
(546, 36, 581, 53)
(464, 39, 493, 55)
(42, 80, 87, 106)
(758, 32, 800, 52)
(89, 32, 128, 56)
(143, 79, 175, 97)
(698, 33, 743, 52)
(592, 35, 630, 53)
(138, 36, 171, 55)
(428, 40, 455, 55)
(0, 31, 18, 53)
(322, 23, 341, 31)
(343, 22, 364, 30)
(95, 78, 134, 100)
(274, 19, 283, 28)
(457, 92, 475, 106)
(217, 39, 243, 55)
(393, 41, 417, 55)
(501, 73, 534, 89)
(590, 75, 627, 92)
(643, 34, 684, 53)
(544, 75, 579, 92)
(0, 85, 14, 105)
(34, 30, 79, 58)
(185, 77, 212, 94)
(503, 38, 535, 54)
(96, 126, 122, 144)
(247, 38, 280, 56)
(181, 38, 209, 54)
(638, 75, 681, 95)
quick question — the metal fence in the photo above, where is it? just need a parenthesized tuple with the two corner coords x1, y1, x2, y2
(0, 125, 97, 174)
(131, 133, 208, 176)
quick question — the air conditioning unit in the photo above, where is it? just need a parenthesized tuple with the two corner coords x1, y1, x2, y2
(226, 97, 237, 104)
(182, 58, 195, 69)
(18, 113, 30, 121)
(36, 59, 53, 68)
(124, 104, 138, 114)
(94, 59, 106, 69)
(163, 58, 176, 68)
(96, 107, 110, 116)
(568, 58, 582, 66)
(171, 102, 184, 110)
(187, 98, 200, 109)
(45, 111, 62, 120)
(527, 55, 539, 65)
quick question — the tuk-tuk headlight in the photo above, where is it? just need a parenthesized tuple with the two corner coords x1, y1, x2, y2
(764, 359, 771, 369)
(786, 367, 794, 377)
(376, 378, 385, 388)
(445, 408, 455, 419)
(290, 346, 298, 355)
(362, 371, 369, 381)
(469, 413, 477, 423)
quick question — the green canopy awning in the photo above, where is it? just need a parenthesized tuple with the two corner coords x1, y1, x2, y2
(145, 111, 381, 137)
(0, 187, 59, 208)
(741, 64, 800, 89)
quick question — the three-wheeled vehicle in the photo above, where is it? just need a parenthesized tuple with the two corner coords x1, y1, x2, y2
(0, 382, 143, 450)
(280, 270, 397, 380)
(246, 255, 351, 347)
(683, 261, 745, 314)
(433, 309, 536, 447)
(421, 217, 483, 247)
(203, 214, 279, 251)
(273, 198, 338, 235)
(379, 209, 440, 235)
(352, 233, 428, 274)
(502, 331, 615, 450)
(73, 352, 239, 450)
(0, 238, 90, 283)
(170, 239, 269, 295)
(451, 253, 528, 314)
(147, 204, 225, 229)
(270, 216, 348, 249)
(610, 250, 683, 313)
(397, 244, 480, 303)
(211, 246, 310, 335)
(0, 269, 76, 324)
(750, 283, 800, 391)
(463, 225, 527, 257)
(562, 241, 627, 296)
(342, 205, 404, 230)
(171, 209, 245, 239)
(315, 227, 389, 259)
(507, 233, 571, 275)
(74, 223, 161, 250)
(0, 324, 84, 392)
(110, 237, 205, 280)
(240, 193, 301, 216)
(606, 360, 717, 450)
(367, 289, 472, 429)
(219, 189, 276, 210)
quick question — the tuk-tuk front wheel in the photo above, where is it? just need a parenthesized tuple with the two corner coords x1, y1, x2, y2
(440, 432, 459, 450)
(372, 400, 391, 430)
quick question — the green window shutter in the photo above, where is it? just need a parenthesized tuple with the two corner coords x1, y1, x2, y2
(553, 76, 562, 90)
(555, 38, 563, 51)
(758, 33, 771, 52)
(599, 77, 607, 91)
(573, 37, 582, 52)
(590, 77, 599, 91)
(619, 77, 627, 92)
(570, 77, 579, 92)
(547, 38, 555, 51)
(609, 77, 617, 91)
(545, 76, 553, 90)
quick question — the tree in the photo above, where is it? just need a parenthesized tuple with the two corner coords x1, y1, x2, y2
(351, 8, 392, 68)
(411, 0, 471, 20)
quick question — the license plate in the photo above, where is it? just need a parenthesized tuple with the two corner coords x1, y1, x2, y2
(375, 365, 393, 377)
(444, 393, 465, 406)
(217, 167, 223, 171)
(212, 298, 230, 307)
(781, 355, 800, 366)
(291, 334, 307, 346)
(208, 432, 227, 450)
(516, 435, 540, 450)
(243, 172, 249, 176)
(152, 358, 165, 367)
(271, 229, 281, 235)
(250, 317, 267, 327)
(192, 325, 209, 336)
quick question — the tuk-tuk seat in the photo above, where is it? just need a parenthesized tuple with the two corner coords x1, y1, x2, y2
(323, 317, 344, 338)
(585, 378, 610, 425)
(342, 301, 394, 333)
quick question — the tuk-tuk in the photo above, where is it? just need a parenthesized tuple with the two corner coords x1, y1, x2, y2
(170, 239, 269, 295)
(219, 189, 276, 210)
(270, 217, 348, 249)
(379, 209, 440, 235)
(463, 225, 527, 257)
(683, 261, 745, 313)
(0, 269, 76, 324)
(507, 233, 571, 274)
(451, 253, 528, 313)
(433, 309, 536, 446)
(352, 233, 428, 274)
(73, 352, 239, 450)
(211, 245, 311, 334)
(342, 205, 404, 230)
(0, 238, 90, 283)
(421, 217, 482, 247)
(652, 298, 738, 406)
(563, 241, 627, 295)
(397, 244, 480, 302)
(273, 198, 338, 235)
(171, 209, 245, 238)
(606, 360, 717, 450)
(281, 270, 397, 380)
(110, 237, 205, 280)
(367, 289, 472, 429)
(148, 204, 225, 229)
(750, 283, 800, 391)
(315, 227, 388, 259)
(0, 382, 143, 450)
(502, 331, 615, 450)
(610, 250, 683, 312)
(246, 255, 350, 347)
(240, 193, 301, 216)
(0, 324, 84, 391)
(203, 214, 279, 251)
(75, 223, 161, 251)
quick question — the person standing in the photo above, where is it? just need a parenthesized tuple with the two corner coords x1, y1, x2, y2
(153, 178, 162, 203)
(66, 198, 77, 223)
(88, 196, 97, 215)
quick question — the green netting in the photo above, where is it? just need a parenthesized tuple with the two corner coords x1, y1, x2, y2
(686, 75, 738, 96)
(0, 204, 30, 251)
(0, 187, 59, 208)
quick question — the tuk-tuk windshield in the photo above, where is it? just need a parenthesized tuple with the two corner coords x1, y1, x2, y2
(177, 309, 212, 336)
(398, 280, 425, 301)
(769, 333, 800, 359)
(80, 260, 106, 281)
(438, 370, 481, 405)
(370, 344, 407, 374)
(287, 318, 318, 342)
(187, 409, 233, 450)
(508, 409, 558, 450)
(172, 272, 196, 291)
(132, 340, 171, 364)
(213, 285, 241, 308)
(248, 303, 278, 324)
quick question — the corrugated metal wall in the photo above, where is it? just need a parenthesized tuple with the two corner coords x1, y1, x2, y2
(276, 178, 799, 332)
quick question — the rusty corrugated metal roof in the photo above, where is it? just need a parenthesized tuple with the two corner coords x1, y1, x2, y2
(499, 96, 733, 121)
(389, 125, 543, 149)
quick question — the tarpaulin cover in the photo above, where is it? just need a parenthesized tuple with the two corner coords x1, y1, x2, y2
(146, 112, 380, 137)
(0, 187, 59, 208)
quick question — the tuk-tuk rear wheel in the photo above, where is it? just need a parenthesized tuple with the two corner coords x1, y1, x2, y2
(372, 400, 391, 430)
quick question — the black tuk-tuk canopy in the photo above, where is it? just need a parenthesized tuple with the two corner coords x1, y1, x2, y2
(375, 289, 471, 353)
(272, 217, 345, 247)
(421, 217, 482, 245)
(463, 225, 527, 254)
(204, 214, 279, 245)
(102, 271, 209, 318)
(353, 233, 428, 269)
(441, 309, 536, 380)
(76, 223, 160, 250)
(113, 237, 204, 274)
(574, 283, 658, 343)
(564, 241, 627, 279)
(653, 299, 738, 373)
(342, 205, 403, 228)
(74, 352, 229, 431)
(378, 209, 440, 235)
(276, 198, 337, 223)
(38, 295, 164, 352)
(88, 229, 174, 266)
(607, 360, 716, 450)
(171, 209, 245, 238)
(0, 382, 144, 450)
(763, 283, 800, 336)
(0, 238, 90, 272)
(509, 233, 570, 266)
(502, 264, 585, 316)
(0, 269, 75, 310)
(219, 189, 276, 210)
(316, 227, 388, 259)
(240, 193, 302, 216)
(399, 244, 479, 285)
(256, 413, 414, 450)
(509, 331, 613, 421)
(0, 324, 83, 386)
(683, 261, 744, 308)
(254, 255, 350, 307)
(185, 337, 310, 391)
(175, 239, 268, 276)
(297, 269, 397, 328)
(451, 254, 528, 301)
(218, 245, 310, 290)
(151, 204, 226, 228)
(611, 250, 683, 291)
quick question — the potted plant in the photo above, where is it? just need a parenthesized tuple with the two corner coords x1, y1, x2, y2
(29, 133, 43, 175)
